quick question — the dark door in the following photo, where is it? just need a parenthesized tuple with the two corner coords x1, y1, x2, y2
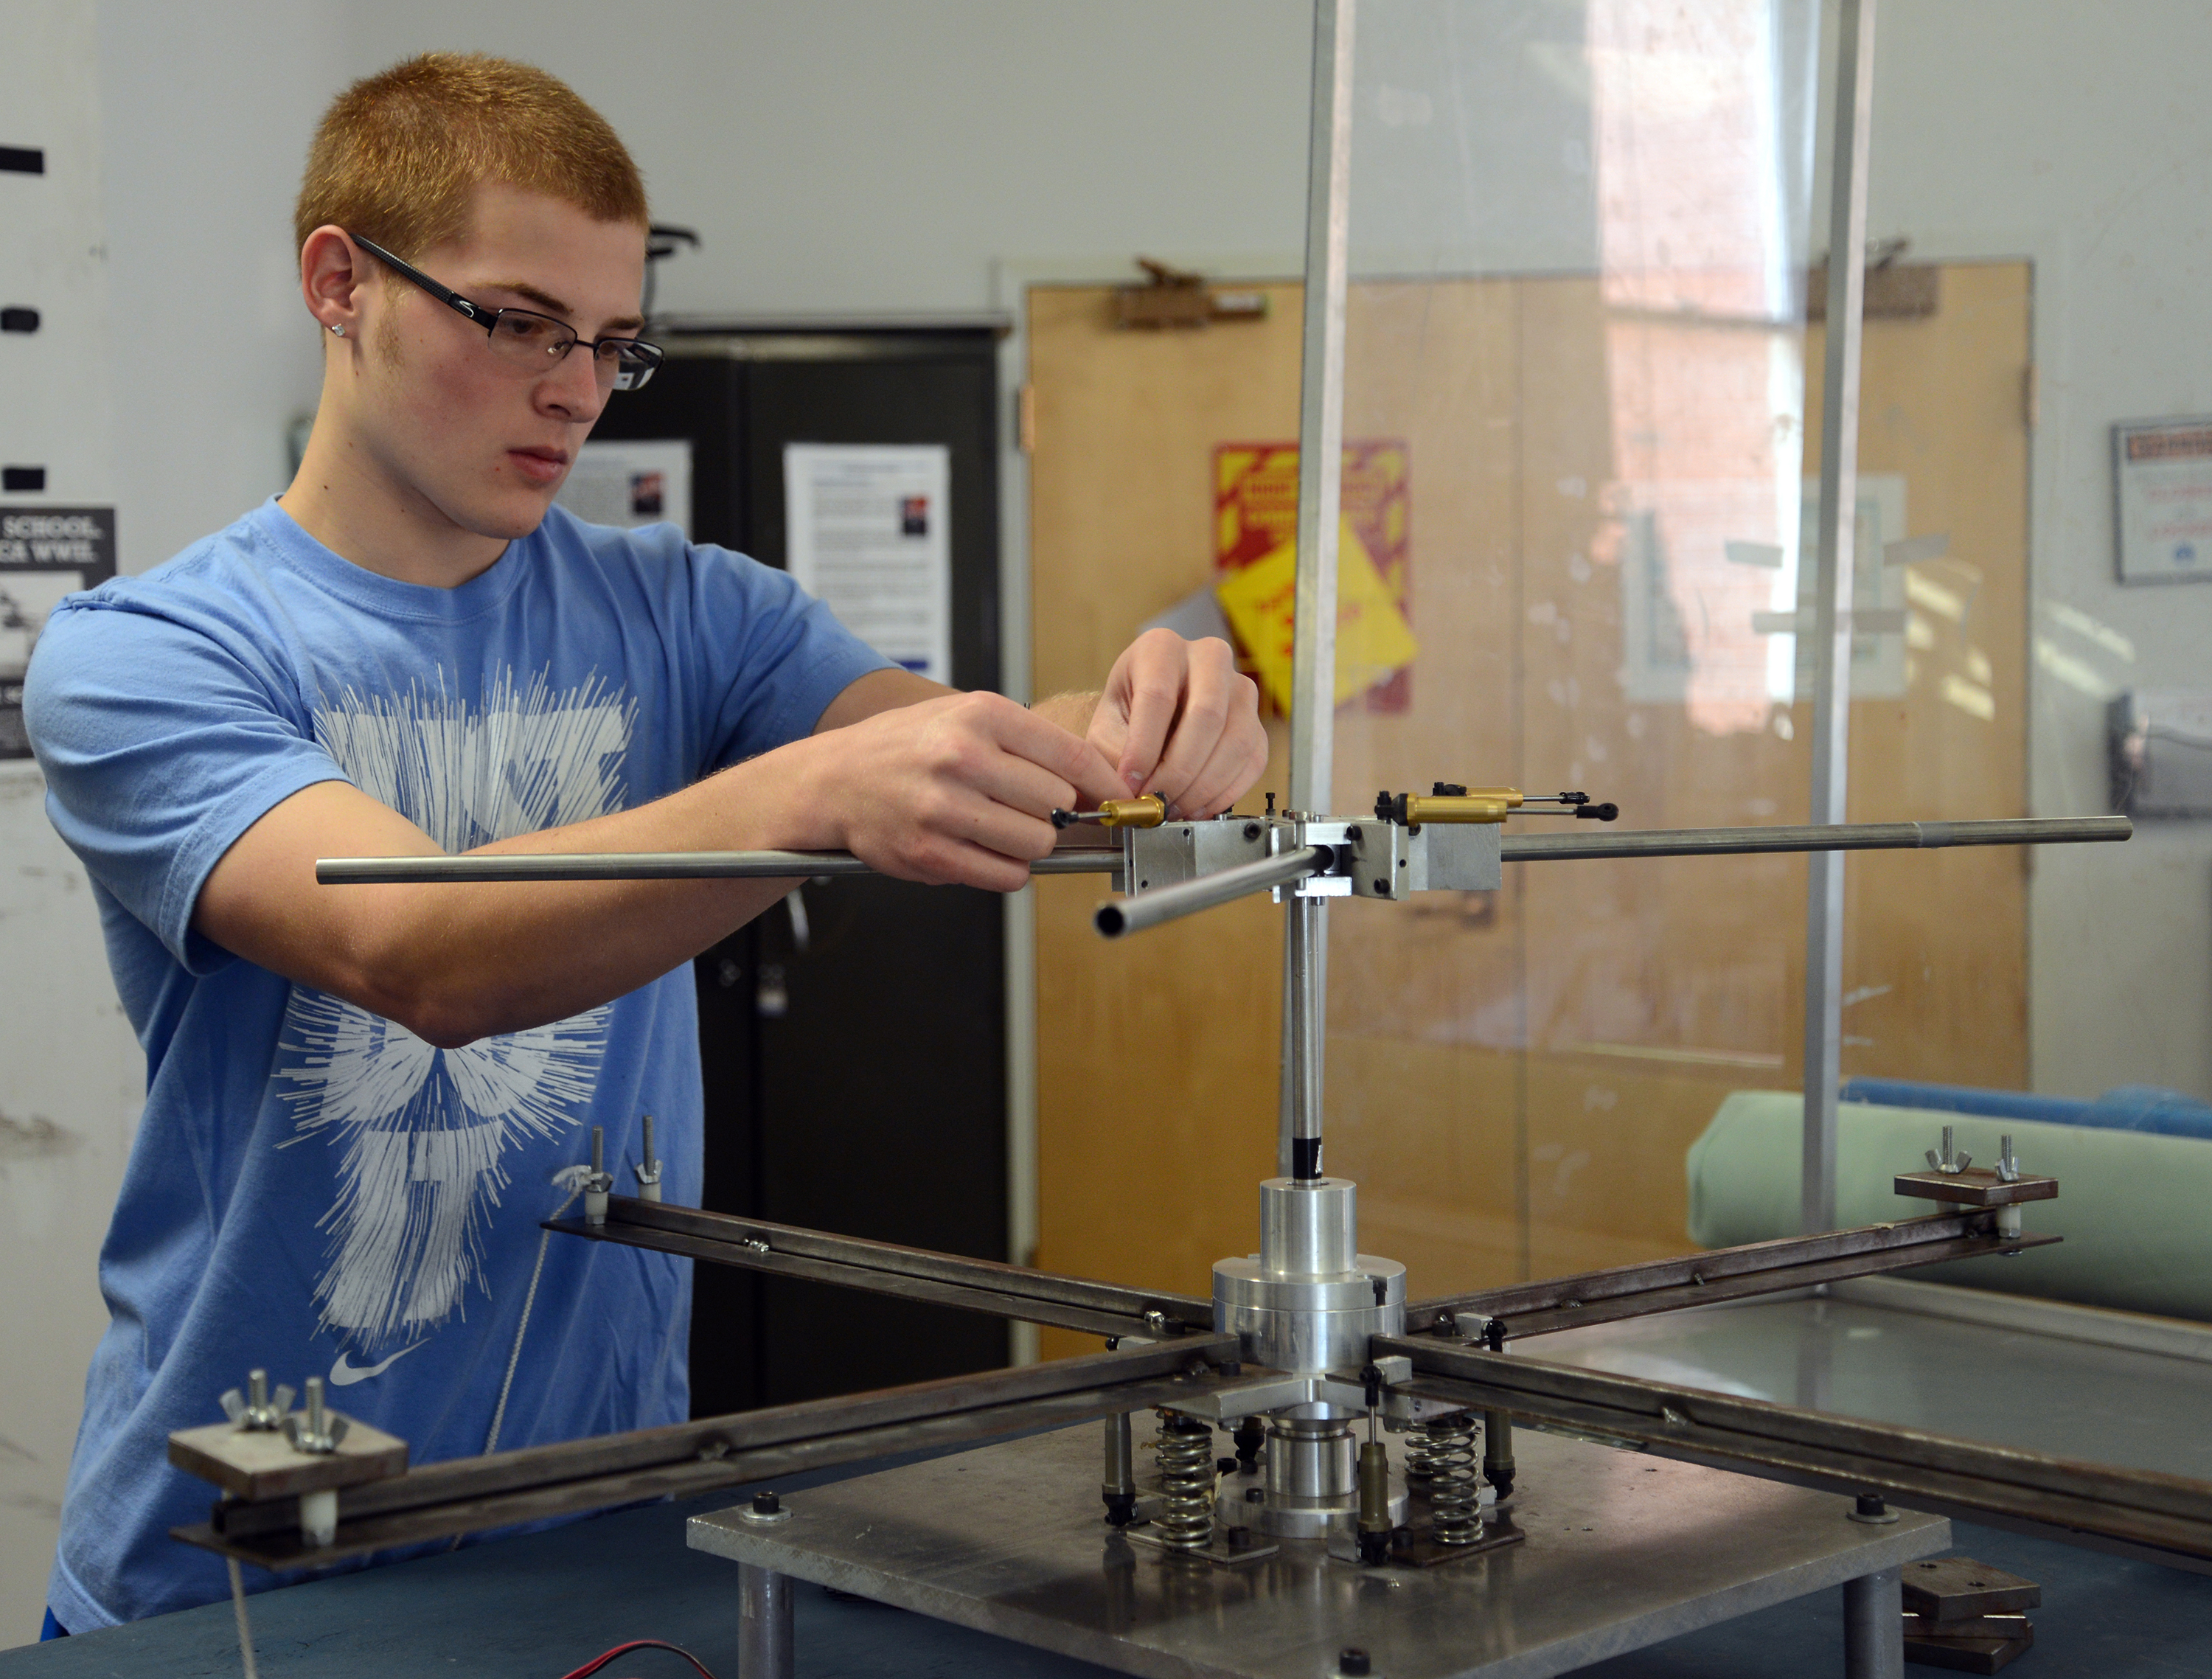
(594, 331, 1009, 1413)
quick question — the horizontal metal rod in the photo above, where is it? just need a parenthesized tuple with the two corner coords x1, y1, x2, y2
(316, 849, 1120, 885)
(1498, 816, 2131, 864)
(178, 1338, 1242, 1568)
(318, 817, 2124, 889)
(1406, 1210, 2053, 1338)
(1094, 845, 1329, 937)
(555, 1197, 1214, 1338)
(1380, 1338, 2212, 1562)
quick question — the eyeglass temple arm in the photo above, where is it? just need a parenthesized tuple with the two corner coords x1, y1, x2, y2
(345, 232, 491, 329)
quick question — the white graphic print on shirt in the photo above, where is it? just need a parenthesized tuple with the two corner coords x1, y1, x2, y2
(273, 670, 636, 1350)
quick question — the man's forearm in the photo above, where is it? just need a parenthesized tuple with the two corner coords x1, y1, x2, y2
(324, 748, 835, 1047)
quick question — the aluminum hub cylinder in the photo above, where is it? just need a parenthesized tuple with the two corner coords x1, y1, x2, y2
(1212, 1178, 1405, 1412)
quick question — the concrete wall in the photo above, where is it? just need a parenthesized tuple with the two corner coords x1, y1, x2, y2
(5, 0, 2209, 1643)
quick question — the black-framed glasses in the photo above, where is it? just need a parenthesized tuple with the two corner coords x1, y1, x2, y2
(347, 232, 664, 392)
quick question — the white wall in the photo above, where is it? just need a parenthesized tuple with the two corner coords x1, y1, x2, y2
(0, 0, 142, 1642)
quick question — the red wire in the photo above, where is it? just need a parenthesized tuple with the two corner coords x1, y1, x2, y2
(556, 1639, 720, 1679)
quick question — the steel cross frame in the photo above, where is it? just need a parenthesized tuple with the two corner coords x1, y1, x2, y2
(1377, 1336, 2212, 1565)
(552, 1195, 1215, 1341)
(175, 1335, 1243, 1570)
(173, 1186, 2212, 1571)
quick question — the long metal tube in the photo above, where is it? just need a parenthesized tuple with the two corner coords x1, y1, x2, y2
(322, 818, 2124, 897)
(1093, 846, 1331, 938)
(1288, 0, 1356, 815)
(317, 849, 1121, 885)
(1804, 0, 1881, 1239)
(1284, 896, 1328, 1178)
(1499, 816, 2129, 864)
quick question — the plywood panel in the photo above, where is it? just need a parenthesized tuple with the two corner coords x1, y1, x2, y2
(1027, 285, 1298, 1359)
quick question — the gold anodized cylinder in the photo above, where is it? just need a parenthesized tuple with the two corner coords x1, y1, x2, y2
(1097, 793, 1168, 828)
(1403, 788, 1521, 828)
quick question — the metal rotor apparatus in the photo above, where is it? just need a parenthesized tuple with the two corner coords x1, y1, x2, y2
(240, 796, 2161, 1579)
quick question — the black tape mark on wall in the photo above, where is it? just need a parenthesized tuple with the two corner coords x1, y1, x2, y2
(1, 309, 39, 333)
(1, 468, 47, 493)
(0, 148, 45, 175)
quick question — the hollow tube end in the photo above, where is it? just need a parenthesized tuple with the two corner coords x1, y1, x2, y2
(1095, 902, 1128, 938)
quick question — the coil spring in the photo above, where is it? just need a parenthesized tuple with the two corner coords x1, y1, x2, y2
(1154, 1411, 1217, 1550)
(1419, 1414, 1481, 1546)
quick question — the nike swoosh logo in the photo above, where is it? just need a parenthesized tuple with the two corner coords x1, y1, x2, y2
(329, 1342, 426, 1387)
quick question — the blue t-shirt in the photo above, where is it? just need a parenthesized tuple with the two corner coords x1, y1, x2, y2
(24, 498, 890, 1629)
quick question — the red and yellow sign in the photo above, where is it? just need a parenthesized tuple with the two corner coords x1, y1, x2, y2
(1212, 441, 1413, 712)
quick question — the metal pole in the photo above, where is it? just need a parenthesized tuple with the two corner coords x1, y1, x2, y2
(1280, 0, 1356, 1187)
(1841, 1565, 1904, 1679)
(1287, 896, 1326, 1179)
(738, 1562, 794, 1679)
(1094, 846, 1331, 937)
(1802, 0, 1878, 1237)
(1289, 0, 1355, 813)
(316, 849, 1121, 885)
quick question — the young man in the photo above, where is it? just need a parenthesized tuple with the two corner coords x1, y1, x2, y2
(27, 54, 1264, 1631)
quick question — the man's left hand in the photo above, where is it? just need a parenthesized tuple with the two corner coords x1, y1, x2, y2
(1059, 630, 1267, 818)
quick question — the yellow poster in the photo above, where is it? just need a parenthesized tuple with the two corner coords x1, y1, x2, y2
(1213, 440, 1413, 712)
(1214, 519, 1419, 715)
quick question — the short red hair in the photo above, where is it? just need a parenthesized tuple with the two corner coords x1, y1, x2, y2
(295, 52, 648, 259)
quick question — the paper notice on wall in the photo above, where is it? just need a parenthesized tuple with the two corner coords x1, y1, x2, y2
(0, 505, 116, 759)
(784, 443, 951, 683)
(2115, 418, 2212, 584)
(557, 438, 693, 535)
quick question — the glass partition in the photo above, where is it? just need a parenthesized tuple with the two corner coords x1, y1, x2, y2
(1321, 0, 1831, 1292)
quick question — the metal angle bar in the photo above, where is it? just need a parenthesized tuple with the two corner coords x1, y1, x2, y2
(1093, 845, 1329, 937)
(180, 1352, 1241, 1569)
(1289, 0, 1356, 814)
(1378, 1338, 2212, 1556)
(1405, 1209, 2042, 1329)
(554, 1218, 1161, 1340)
(316, 849, 1120, 885)
(1496, 816, 2129, 865)
(1424, 1231, 2058, 1342)
(193, 1337, 1236, 1540)
(1805, 0, 1881, 1239)
(571, 1197, 1216, 1332)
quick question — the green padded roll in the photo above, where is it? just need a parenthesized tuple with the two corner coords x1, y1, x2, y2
(1686, 1090, 2212, 1323)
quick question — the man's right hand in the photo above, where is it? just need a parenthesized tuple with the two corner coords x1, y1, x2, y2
(782, 689, 1125, 892)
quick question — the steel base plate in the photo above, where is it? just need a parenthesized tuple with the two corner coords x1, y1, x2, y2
(689, 1422, 1947, 1678)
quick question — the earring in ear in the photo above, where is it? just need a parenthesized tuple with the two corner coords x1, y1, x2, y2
(329, 322, 345, 337)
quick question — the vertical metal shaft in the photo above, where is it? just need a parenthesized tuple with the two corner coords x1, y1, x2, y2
(1801, 0, 1877, 1237)
(738, 1562, 794, 1679)
(1278, 911, 1298, 1179)
(1285, 895, 1329, 1179)
(1842, 1565, 1904, 1679)
(1290, 0, 1355, 814)
(1281, 0, 1354, 1182)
